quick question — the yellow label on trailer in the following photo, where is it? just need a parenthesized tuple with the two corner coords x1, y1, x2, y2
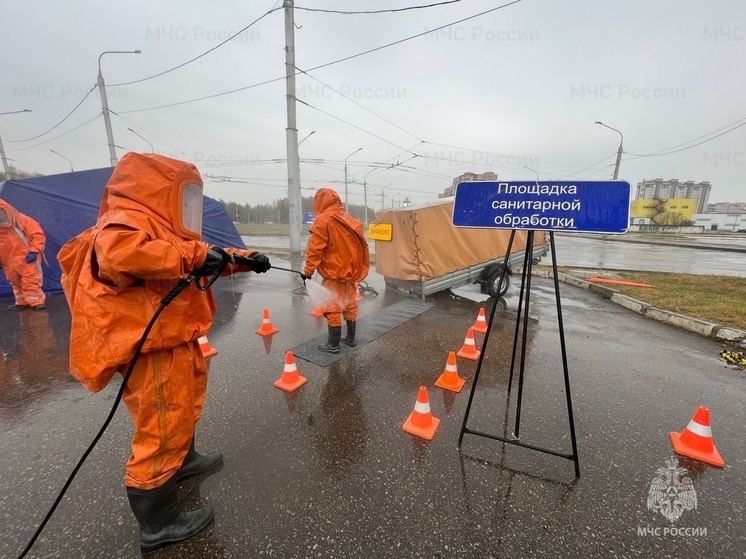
(368, 223, 392, 241)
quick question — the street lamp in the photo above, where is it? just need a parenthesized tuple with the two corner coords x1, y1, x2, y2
(0, 109, 31, 175)
(298, 130, 315, 147)
(127, 128, 154, 153)
(50, 149, 74, 172)
(380, 183, 392, 210)
(595, 121, 623, 180)
(344, 147, 363, 211)
(524, 165, 539, 182)
(98, 50, 141, 166)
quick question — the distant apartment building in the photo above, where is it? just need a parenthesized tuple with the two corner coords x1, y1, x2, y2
(706, 201, 746, 214)
(440, 171, 498, 198)
(635, 178, 711, 214)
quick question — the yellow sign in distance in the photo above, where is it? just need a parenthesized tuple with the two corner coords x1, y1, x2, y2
(368, 223, 392, 241)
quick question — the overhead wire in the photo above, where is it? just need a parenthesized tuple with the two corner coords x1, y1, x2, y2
(295, 1, 464, 15)
(120, 0, 524, 114)
(7, 114, 102, 153)
(625, 118, 746, 158)
(108, 6, 281, 87)
(4, 84, 98, 143)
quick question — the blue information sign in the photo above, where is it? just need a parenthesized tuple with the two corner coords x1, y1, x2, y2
(452, 180, 631, 234)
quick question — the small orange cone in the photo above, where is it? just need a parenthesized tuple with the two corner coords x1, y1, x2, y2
(435, 351, 466, 393)
(355, 283, 363, 302)
(670, 406, 725, 468)
(456, 327, 480, 361)
(274, 351, 307, 392)
(472, 307, 488, 334)
(403, 386, 440, 440)
(255, 308, 280, 336)
(310, 306, 324, 317)
(198, 335, 218, 358)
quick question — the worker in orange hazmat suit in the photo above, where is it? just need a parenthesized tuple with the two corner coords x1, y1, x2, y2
(58, 152, 271, 552)
(0, 200, 47, 311)
(301, 188, 369, 354)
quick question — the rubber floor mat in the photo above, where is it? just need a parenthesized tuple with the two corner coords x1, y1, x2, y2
(291, 298, 435, 367)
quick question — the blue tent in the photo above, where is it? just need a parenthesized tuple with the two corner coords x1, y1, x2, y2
(0, 168, 245, 300)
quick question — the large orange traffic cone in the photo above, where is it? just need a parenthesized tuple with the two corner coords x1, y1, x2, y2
(198, 335, 218, 358)
(457, 327, 480, 361)
(435, 351, 465, 393)
(255, 308, 280, 336)
(670, 406, 725, 468)
(310, 306, 324, 317)
(274, 351, 307, 392)
(472, 307, 488, 334)
(403, 386, 440, 440)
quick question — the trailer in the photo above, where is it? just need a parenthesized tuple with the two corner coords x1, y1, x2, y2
(372, 198, 547, 300)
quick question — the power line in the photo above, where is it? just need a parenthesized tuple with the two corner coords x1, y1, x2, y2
(625, 117, 746, 158)
(120, 0, 523, 114)
(7, 114, 101, 153)
(298, 99, 416, 153)
(4, 84, 97, 143)
(295, 0, 464, 15)
(109, 6, 281, 87)
(297, 68, 424, 143)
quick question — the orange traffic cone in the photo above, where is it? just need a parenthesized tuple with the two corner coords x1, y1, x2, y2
(472, 307, 488, 334)
(198, 335, 218, 358)
(670, 406, 725, 468)
(355, 283, 363, 302)
(274, 351, 307, 392)
(435, 351, 465, 393)
(310, 306, 324, 317)
(457, 327, 480, 361)
(403, 386, 440, 440)
(255, 308, 280, 336)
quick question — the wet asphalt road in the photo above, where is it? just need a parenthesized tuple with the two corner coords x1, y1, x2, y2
(1, 260, 744, 559)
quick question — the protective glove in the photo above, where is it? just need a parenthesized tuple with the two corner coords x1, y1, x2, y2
(248, 253, 271, 274)
(25, 252, 38, 263)
(210, 246, 234, 268)
(193, 250, 225, 277)
(299, 272, 312, 282)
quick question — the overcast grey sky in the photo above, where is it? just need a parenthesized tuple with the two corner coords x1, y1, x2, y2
(1, 0, 743, 208)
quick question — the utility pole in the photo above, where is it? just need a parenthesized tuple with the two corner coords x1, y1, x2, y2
(284, 0, 302, 258)
(0, 109, 32, 176)
(595, 121, 623, 180)
(98, 50, 141, 166)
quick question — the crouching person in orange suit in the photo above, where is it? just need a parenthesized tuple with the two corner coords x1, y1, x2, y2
(58, 153, 271, 552)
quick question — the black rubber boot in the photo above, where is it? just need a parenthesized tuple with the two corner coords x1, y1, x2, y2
(176, 439, 223, 483)
(341, 320, 357, 347)
(319, 326, 342, 354)
(126, 476, 214, 553)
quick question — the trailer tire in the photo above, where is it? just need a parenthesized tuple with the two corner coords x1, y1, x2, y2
(488, 267, 510, 298)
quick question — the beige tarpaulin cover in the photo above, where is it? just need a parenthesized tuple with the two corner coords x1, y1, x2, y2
(373, 198, 546, 281)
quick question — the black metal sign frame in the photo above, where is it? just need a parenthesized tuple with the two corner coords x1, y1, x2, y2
(457, 230, 580, 477)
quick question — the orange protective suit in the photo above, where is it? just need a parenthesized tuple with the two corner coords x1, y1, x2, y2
(303, 188, 369, 327)
(0, 200, 46, 308)
(58, 153, 259, 490)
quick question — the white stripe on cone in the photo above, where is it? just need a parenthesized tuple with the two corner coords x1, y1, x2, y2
(414, 401, 430, 414)
(686, 419, 713, 438)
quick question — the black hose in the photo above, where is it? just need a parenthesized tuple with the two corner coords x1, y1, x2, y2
(16, 275, 198, 559)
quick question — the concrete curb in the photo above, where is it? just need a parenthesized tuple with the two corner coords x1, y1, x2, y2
(533, 270, 746, 349)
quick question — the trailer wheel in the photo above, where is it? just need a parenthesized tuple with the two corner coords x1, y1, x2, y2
(488, 267, 510, 298)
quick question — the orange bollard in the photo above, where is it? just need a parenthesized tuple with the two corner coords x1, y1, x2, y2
(310, 306, 324, 317)
(472, 307, 488, 334)
(403, 386, 440, 440)
(198, 335, 218, 358)
(435, 351, 466, 393)
(670, 406, 725, 468)
(255, 308, 280, 336)
(456, 327, 480, 361)
(274, 351, 307, 392)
